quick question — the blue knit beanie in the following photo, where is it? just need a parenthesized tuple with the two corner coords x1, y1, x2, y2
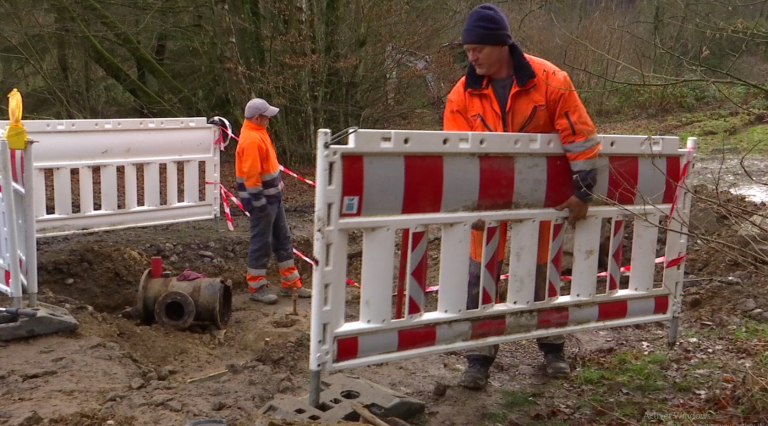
(461, 4, 512, 46)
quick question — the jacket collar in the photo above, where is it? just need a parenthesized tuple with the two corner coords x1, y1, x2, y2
(464, 42, 536, 91)
(242, 120, 266, 132)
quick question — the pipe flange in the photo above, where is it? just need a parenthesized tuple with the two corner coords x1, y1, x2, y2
(136, 268, 155, 325)
(154, 291, 196, 330)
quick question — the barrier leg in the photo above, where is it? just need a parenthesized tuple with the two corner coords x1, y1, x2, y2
(23, 143, 38, 307)
(309, 369, 322, 408)
(0, 140, 23, 308)
(668, 317, 680, 347)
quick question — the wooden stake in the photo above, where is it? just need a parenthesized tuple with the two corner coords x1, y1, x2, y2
(292, 288, 298, 315)
(187, 369, 229, 384)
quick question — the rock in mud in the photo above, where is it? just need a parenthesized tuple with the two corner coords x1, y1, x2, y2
(211, 400, 226, 411)
(688, 296, 703, 309)
(432, 382, 448, 397)
(156, 367, 170, 381)
(718, 276, 743, 285)
(145, 372, 158, 383)
(149, 395, 173, 407)
(164, 400, 182, 412)
(21, 369, 57, 381)
(120, 307, 135, 319)
(130, 378, 145, 390)
(749, 309, 765, 320)
(106, 393, 128, 402)
(737, 298, 758, 312)
(16, 412, 44, 426)
(64, 278, 74, 285)
(199, 250, 215, 259)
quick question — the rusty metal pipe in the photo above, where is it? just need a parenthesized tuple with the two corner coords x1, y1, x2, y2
(136, 269, 232, 329)
(155, 291, 196, 330)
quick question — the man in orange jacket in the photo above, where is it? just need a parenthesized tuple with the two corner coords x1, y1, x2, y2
(236, 98, 310, 304)
(444, 4, 600, 389)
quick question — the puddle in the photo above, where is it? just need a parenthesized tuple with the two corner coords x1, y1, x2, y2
(730, 185, 768, 203)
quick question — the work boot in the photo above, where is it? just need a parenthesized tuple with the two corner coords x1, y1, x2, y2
(544, 351, 571, 377)
(249, 286, 278, 305)
(459, 357, 492, 390)
(279, 287, 312, 298)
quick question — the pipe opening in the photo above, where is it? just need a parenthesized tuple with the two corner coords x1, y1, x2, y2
(165, 301, 186, 322)
(219, 283, 232, 326)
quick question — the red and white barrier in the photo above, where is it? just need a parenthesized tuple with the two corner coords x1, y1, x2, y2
(309, 129, 695, 378)
(0, 140, 38, 307)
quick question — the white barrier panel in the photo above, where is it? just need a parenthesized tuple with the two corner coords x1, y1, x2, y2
(0, 140, 38, 307)
(0, 118, 220, 236)
(309, 130, 694, 376)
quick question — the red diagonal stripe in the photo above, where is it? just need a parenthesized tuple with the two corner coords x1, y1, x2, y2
(402, 156, 443, 214)
(478, 156, 515, 210)
(598, 300, 628, 321)
(335, 337, 359, 362)
(397, 326, 437, 351)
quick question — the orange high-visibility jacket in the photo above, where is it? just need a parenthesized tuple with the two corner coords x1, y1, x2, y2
(235, 120, 283, 212)
(444, 43, 600, 263)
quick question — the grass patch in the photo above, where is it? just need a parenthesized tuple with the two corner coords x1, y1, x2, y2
(758, 351, 768, 367)
(734, 319, 768, 340)
(676, 114, 768, 154)
(577, 350, 671, 394)
(500, 389, 536, 409)
(484, 411, 507, 424)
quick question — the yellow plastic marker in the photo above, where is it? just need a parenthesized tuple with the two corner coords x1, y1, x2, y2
(4, 89, 28, 150)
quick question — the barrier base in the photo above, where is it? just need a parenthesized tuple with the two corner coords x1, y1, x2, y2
(258, 374, 425, 424)
(0, 303, 79, 341)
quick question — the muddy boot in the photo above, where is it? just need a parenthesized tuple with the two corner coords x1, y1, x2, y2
(279, 288, 311, 298)
(540, 344, 571, 377)
(249, 286, 278, 305)
(459, 356, 492, 390)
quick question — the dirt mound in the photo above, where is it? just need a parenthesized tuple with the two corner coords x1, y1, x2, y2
(36, 229, 315, 314)
(38, 242, 149, 312)
(45, 410, 136, 426)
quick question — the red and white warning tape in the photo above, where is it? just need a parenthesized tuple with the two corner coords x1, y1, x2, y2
(423, 254, 687, 293)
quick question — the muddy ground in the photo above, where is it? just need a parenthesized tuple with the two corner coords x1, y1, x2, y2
(2, 117, 768, 426)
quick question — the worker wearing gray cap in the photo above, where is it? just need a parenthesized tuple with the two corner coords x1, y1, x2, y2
(236, 98, 310, 304)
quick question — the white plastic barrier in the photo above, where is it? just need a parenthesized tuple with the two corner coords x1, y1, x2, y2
(0, 140, 38, 307)
(308, 129, 694, 398)
(0, 118, 220, 236)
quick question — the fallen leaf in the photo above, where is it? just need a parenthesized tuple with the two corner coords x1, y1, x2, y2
(722, 374, 736, 382)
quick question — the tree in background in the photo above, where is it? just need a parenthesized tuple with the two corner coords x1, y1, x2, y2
(1, 0, 765, 163)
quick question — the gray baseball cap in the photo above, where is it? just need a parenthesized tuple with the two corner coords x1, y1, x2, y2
(244, 98, 279, 118)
